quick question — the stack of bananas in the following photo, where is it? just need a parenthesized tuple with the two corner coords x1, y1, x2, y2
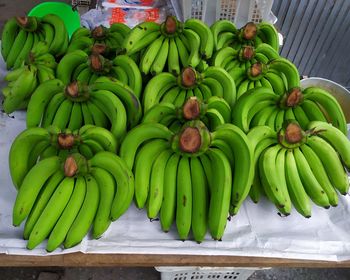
(2, 42, 57, 113)
(119, 120, 253, 242)
(1, 14, 68, 70)
(12, 151, 133, 251)
(142, 65, 236, 111)
(56, 50, 142, 97)
(67, 23, 131, 55)
(9, 124, 118, 189)
(25, 77, 142, 142)
(0, 11, 349, 250)
(123, 16, 214, 75)
(248, 121, 350, 217)
(232, 85, 348, 134)
(142, 96, 231, 132)
(211, 20, 279, 52)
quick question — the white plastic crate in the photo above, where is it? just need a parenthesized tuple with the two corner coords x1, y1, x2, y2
(72, 0, 93, 14)
(173, 0, 274, 27)
(155, 266, 259, 280)
(72, 0, 92, 8)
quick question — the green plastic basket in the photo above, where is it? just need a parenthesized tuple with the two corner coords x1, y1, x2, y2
(28, 2, 81, 38)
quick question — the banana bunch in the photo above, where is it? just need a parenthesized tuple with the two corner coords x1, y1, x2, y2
(56, 50, 111, 85)
(142, 96, 231, 132)
(142, 66, 236, 113)
(26, 78, 141, 141)
(1, 14, 68, 69)
(249, 121, 350, 217)
(124, 16, 213, 75)
(2, 41, 58, 114)
(213, 43, 280, 83)
(9, 124, 117, 190)
(233, 57, 300, 99)
(56, 50, 142, 97)
(211, 20, 279, 52)
(68, 23, 131, 55)
(12, 151, 134, 251)
(119, 119, 253, 241)
(1, 16, 41, 70)
(232, 84, 347, 134)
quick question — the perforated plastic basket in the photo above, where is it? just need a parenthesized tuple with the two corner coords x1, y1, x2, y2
(172, 0, 274, 27)
(155, 266, 258, 280)
(72, 0, 92, 8)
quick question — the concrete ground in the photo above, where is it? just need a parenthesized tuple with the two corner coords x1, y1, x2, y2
(1, 1, 350, 279)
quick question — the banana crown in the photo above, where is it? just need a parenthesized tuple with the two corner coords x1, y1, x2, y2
(239, 22, 258, 41)
(63, 153, 89, 177)
(247, 62, 268, 80)
(239, 45, 255, 61)
(278, 121, 307, 148)
(160, 16, 183, 36)
(64, 80, 90, 101)
(91, 25, 109, 40)
(178, 67, 199, 88)
(279, 87, 303, 108)
(16, 16, 38, 32)
(171, 120, 211, 156)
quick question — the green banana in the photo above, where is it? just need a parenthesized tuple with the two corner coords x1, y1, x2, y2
(147, 149, 173, 219)
(207, 148, 231, 240)
(285, 149, 312, 218)
(64, 175, 100, 248)
(13, 156, 62, 226)
(303, 87, 347, 135)
(27, 177, 75, 250)
(23, 170, 65, 240)
(46, 176, 87, 252)
(190, 156, 209, 243)
(160, 153, 180, 232)
(133, 139, 169, 209)
(306, 136, 349, 195)
(176, 156, 192, 240)
(89, 151, 134, 221)
(91, 167, 116, 239)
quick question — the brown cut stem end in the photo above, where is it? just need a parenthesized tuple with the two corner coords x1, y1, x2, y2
(243, 22, 257, 40)
(285, 122, 303, 144)
(286, 88, 303, 107)
(90, 54, 103, 72)
(242, 46, 255, 60)
(92, 26, 105, 39)
(57, 133, 75, 149)
(66, 81, 79, 97)
(16, 16, 28, 27)
(183, 97, 200, 120)
(179, 127, 201, 153)
(250, 62, 262, 77)
(165, 16, 177, 34)
(181, 67, 197, 87)
(64, 156, 78, 177)
(91, 43, 107, 55)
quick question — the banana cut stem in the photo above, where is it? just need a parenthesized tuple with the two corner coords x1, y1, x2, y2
(241, 22, 257, 40)
(165, 16, 177, 34)
(182, 97, 201, 120)
(179, 127, 201, 153)
(57, 133, 75, 149)
(286, 88, 303, 106)
(181, 67, 197, 88)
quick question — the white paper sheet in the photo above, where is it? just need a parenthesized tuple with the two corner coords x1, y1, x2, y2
(1, 52, 350, 262)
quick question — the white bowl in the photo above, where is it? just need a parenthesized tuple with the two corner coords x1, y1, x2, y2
(300, 77, 350, 123)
